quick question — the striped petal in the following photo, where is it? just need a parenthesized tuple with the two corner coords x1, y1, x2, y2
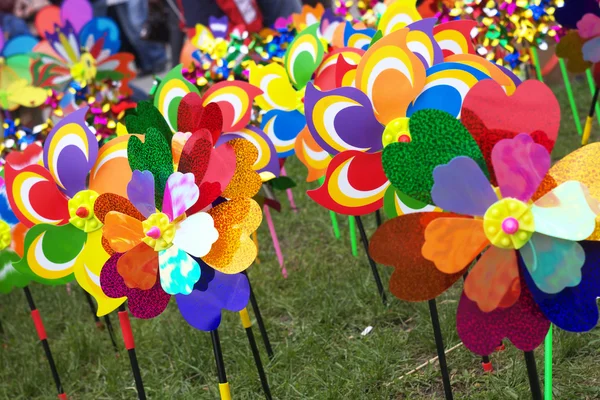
(378, 0, 421, 36)
(201, 81, 262, 133)
(432, 20, 477, 58)
(250, 62, 299, 112)
(295, 127, 331, 183)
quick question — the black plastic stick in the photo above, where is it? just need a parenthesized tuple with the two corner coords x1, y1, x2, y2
(375, 210, 382, 227)
(524, 351, 543, 400)
(82, 290, 118, 353)
(117, 305, 146, 400)
(23, 286, 67, 399)
(428, 299, 453, 400)
(355, 216, 387, 305)
(240, 309, 272, 399)
(243, 270, 274, 359)
(211, 329, 231, 399)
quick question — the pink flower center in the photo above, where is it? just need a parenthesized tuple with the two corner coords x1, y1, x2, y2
(146, 226, 161, 239)
(501, 217, 519, 235)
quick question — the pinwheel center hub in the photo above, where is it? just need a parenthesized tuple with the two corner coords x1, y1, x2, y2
(382, 118, 411, 147)
(142, 212, 175, 251)
(0, 220, 11, 251)
(68, 190, 102, 233)
(70, 52, 97, 84)
(483, 198, 534, 250)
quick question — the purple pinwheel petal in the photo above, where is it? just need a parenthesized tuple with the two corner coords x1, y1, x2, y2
(492, 133, 551, 202)
(45, 20, 81, 66)
(209, 16, 228, 39)
(431, 156, 497, 216)
(176, 261, 250, 331)
(305, 83, 383, 156)
(43, 107, 98, 198)
(582, 36, 600, 63)
(127, 170, 156, 218)
(406, 18, 444, 68)
(0, 26, 4, 54)
(60, 0, 93, 33)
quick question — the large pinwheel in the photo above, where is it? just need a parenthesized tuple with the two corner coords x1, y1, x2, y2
(4, 108, 135, 315)
(31, 0, 135, 98)
(304, 18, 518, 216)
(0, 176, 28, 294)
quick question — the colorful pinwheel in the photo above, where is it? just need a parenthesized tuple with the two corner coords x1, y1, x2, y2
(0, 176, 28, 294)
(555, 2, 600, 74)
(98, 99, 263, 331)
(305, 18, 516, 216)
(4, 108, 134, 315)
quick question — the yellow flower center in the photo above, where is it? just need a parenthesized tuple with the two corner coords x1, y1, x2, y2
(483, 198, 535, 250)
(382, 117, 411, 147)
(70, 52, 97, 85)
(0, 220, 11, 251)
(68, 190, 103, 233)
(142, 212, 176, 251)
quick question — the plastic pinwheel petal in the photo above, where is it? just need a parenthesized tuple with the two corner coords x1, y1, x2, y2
(382, 109, 488, 205)
(294, 127, 331, 183)
(89, 135, 135, 198)
(74, 229, 125, 315)
(383, 186, 438, 218)
(126, 101, 173, 143)
(201, 81, 262, 133)
(260, 109, 306, 158)
(335, 54, 360, 88)
(94, 193, 145, 224)
(128, 127, 174, 210)
(422, 217, 489, 274)
(173, 213, 218, 258)
(116, 242, 159, 290)
(343, 21, 376, 50)
(405, 18, 444, 68)
(46, 21, 80, 65)
(14, 223, 86, 284)
(284, 23, 324, 90)
(249, 63, 299, 112)
(431, 20, 477, 57)
(35, 5, 61, 40)
(464, 246, 520, 313)
(304, 84, 383, 156)
(370, 212, 467, 301)
(521, 240, 600, 332)
(177, 95, 224, 143)
(127, 170, 156, 219)
(158, 246, 201, 295)
(520, 233, 585, 294)
(307, 151, 390, 216)
(377, 0, 421, 35)
(457, 278, 550, 356)
(555, 31, 591, 74)
(582, 37, 600, 63)
(171, 132, 192, 167)
(431, 156, 497, 217)
(162, 172, 199, 221)
(221, 139, 262, 200)
(152, 66, 200, 133)
(0, 249, 28, 294)
(100, 252, 170, 319)
(60, 0, 93, 33)
(293, 3, 324, 32)
(492, 134, 551, 203)
(203, 199, 262, 274)
(532, 181, 599, 241)
(78, 17, 121, 56)
(445, 54, 515, 93)
(176, 261, 250, 331)
(96, 52, 137, 96)
(314, 48, 364, 92)
(355, 28, 426, 125)
(103, 211, 145, 253)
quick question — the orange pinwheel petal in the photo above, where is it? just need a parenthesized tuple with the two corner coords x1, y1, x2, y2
(103, 211, 145, 253)
(422, 217, 489, 274)
(117, 242, 159, 290)
(94, 193, 145, 223)
(464, 246, 521, 312)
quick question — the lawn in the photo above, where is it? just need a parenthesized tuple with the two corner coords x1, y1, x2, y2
(1, 77, 600, 399)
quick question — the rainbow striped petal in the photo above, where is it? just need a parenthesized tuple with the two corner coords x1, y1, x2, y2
(406, 18, 443, 68)
(201, 81, 262, 132)
(343, 21, 376, 50)
(250, 63, 299, 112)
(355, 29, 426, 124)
(377, 0, 421, 36)
(43, 107, 98, 198)
(295, 127, 331, 182)
(433, 21, 477, 58)
(260, 110, 305, 158)
(314, 47, 364, 91)
(293, 3, 325, 32)
(308, 151, 389, 216)
(407, 62, 491, 118)
(284, 23, 324, 90)
(445, 54, 515, 94)
(383, 186, 439, 218)
(89, 135, 135, 198)
(153, 65, 200, 132)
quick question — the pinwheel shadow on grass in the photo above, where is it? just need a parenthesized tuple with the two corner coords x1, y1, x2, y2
(1, 82, 600, 399)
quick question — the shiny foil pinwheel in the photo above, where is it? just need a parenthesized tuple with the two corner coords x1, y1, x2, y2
(4, 108, 135, 315)
(305, 17, 518, 217)
(98, 99, 263, 331)
(368, 79, 600, 356)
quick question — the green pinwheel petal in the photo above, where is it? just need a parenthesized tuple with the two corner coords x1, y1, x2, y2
(6, 55, 33, 82)
(0, 249, 28, 294)
(284, 23, 324, 90)
(382, 109, 488, 205)
(127, 127, 174, 210)
(370, 30, 383, 47)
(151, 66, 199, 133)
(14, 224, 86, 285)
(383, 186, 434, 218)
(125, 100, 173, 143)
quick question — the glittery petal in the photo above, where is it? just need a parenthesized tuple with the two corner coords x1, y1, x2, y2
(158, 246, 201, 295)
(127, 170, 156, 218)
(94, 193, 145, 224)
(171, 131, 192, 168)
(221, 139, 262, 199)
(103, 211, 145, 253)
(162, 172, 199, 221)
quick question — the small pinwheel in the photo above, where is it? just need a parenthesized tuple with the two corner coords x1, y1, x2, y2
(4, 108, 134, 315)
(0, 177, 28, 294)
(555, 3, 600, 75)
(31, 0, 135, 97)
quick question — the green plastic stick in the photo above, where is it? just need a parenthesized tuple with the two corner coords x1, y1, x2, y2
(348, 216, 358, 257)
(530, 47, 544, 82)
(585, 69, 600, 126)
(318, 176, 341, 239)
(558, 58, 583, 135)
(545, 326, 553, 400)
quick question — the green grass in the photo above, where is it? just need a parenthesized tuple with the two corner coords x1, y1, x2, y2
(2, 79, 600, 399)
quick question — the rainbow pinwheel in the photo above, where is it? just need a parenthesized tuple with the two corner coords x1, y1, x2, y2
(0, 177, 29, 294)
(304, 18, 518, 216)
(4, 108, 134, 315)
(98, 100, 263, 331)
(250, 23, 324, 158)
(31, 0, 135, 99)
(0, 29, 47, 111)
(368, 79, 600, 355)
